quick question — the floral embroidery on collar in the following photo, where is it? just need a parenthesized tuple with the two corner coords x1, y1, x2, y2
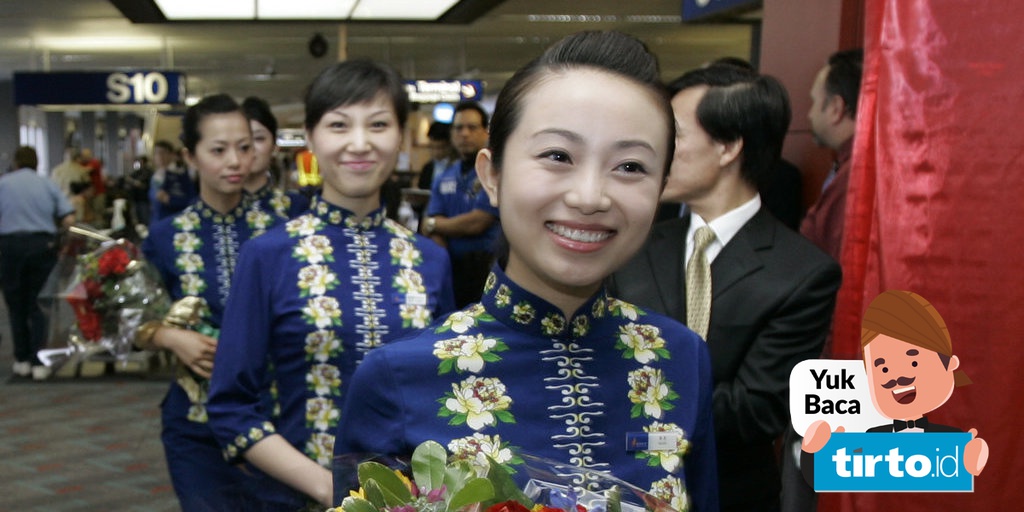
(310, 196, 386, 230)
(478, 266, 608, 339)
(191, 198, 249, 224)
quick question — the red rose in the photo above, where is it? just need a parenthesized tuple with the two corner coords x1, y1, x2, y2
(78, 313, 103, 341)
(83, 279, 103, 299)
(486, 501, 532, 512)
(97, 248, 131, 276)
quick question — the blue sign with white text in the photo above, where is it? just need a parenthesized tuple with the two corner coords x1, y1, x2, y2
(814, 432, 974, 492)
(13, 71, 186, 106)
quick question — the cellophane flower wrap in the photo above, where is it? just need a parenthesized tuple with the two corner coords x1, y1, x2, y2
(60, 228, 170, 358)
(330, 441, 677, 512)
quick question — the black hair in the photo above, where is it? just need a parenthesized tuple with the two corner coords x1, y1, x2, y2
(667, 64, 792, 189)
(304, 59, 409, 131)
(709, 56, 755, 71)
(242, 96, 278, 136)
(14, 146, 38, 170)
(427, 121, 452, 142)
(488, 30, 673, 179)
(182, 94, 245, 154)
(826, 48, 864, 119)
(453, 101, 489, 130)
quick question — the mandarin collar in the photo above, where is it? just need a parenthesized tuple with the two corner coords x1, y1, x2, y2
(310, 195, 386, 230)
(191, 198, 249, 224)
(478, 265, 609, 340)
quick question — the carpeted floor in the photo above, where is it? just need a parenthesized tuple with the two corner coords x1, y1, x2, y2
(0, 298, 180, 511)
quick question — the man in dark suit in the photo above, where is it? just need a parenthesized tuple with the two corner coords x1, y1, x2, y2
(608, 65, 841, 511)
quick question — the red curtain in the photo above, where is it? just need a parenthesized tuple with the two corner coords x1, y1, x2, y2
(826, 0, 1024, 508)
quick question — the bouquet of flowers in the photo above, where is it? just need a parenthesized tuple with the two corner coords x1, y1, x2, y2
(331, 442, 677, 512)
(59, 226, 170, 359)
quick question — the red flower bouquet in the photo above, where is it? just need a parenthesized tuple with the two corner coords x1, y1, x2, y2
(60, 228, 170, 358)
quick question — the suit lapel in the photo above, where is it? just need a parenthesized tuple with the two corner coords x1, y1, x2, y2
(710, 208, 774, 299)
(646, 216, 690, 320)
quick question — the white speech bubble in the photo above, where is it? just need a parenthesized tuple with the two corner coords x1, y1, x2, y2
(789, 359, 889, 436)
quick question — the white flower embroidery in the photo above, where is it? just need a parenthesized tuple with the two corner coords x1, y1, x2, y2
(627, 366, 674, 418)
(305, 330, 341, 363)
(649, 475, 689, 512)
(306, 363, 342, 396)
(298, 265, 338, 296)
(444, 376, 512, 430)
(303, 296, 342, 329)
(433, 334, 498, 373)
(175, 253, 205, 273)
(618, 323, 667, 363)
(305, 432, 335, 467)
(443, 310, 477, 334)
(294, 235, 333, 264)
(305, 396, 340, 432)
(448, 433, 515, 468)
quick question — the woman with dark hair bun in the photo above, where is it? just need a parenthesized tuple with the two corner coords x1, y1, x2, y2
(207, 59, 455, 509)
(241, 96, 311, 218)
(139, 93, 287, 510)
(336, 31, 718, 512)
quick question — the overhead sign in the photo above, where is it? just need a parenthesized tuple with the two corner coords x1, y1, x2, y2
(404, 80, 483, 104)
(13, 71, 187, 106)
(682, 0, 761, 21)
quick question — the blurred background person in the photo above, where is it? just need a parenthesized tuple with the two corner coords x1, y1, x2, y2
(150, 139, 197, 224)
(0, 146, 75, 380)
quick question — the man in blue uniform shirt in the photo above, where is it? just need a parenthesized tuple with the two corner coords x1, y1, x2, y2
(422, 101, 500, 308)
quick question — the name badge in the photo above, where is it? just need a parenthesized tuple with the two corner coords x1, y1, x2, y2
(405, 292, 427, 306)
(626, 432, 680, 452)
(440, 181, 457, 195)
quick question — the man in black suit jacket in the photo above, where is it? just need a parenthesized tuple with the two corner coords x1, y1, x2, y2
(608, 65, 841, 511)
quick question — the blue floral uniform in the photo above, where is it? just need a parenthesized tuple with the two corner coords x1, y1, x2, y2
(336, 266, 719, 512)
(207, 197, 456, 509)
(248, 184, 311, 219)
(142, 197, 285, 511)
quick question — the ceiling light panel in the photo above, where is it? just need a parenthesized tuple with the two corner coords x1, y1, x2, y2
(155, 0, 255, 20)
(352, 0, 461, 20)
(257, 0, 357, 19)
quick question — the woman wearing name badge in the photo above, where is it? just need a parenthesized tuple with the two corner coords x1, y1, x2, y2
(335, 31, 718, 512)
(206, 59, 456, 510)
(138, 93, 285, 510)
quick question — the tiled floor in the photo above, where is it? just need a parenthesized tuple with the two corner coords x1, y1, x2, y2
(0, 297, 180, 511)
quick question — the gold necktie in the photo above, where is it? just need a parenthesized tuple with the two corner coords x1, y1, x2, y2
(686, 226, 715, 339)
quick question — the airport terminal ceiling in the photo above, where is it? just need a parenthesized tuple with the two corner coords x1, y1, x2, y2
(0, 0, 758, 124)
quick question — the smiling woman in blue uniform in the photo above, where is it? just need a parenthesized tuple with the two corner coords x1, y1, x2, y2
(206, 59, 455, 510)
(138, 93, 287, 510)
(335, 31, 719, 512)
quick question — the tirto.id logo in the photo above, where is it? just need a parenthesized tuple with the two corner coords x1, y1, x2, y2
(815, 433, 974, 491)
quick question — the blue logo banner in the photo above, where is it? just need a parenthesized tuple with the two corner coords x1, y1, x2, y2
(814, 432, 974, 492)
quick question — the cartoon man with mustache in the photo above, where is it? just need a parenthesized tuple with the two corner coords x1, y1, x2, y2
(802, 289, 988, 476)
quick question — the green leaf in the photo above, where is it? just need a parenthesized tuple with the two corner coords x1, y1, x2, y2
(606, 485, 622, 512)
(631, 403, 643, 418)
(439, 358, 455, 375)
(359, 462, 413, 506)
(412, 440, 448, 493)
(447, 477, 494, 512)
(494, 410, 515, 424)
(362, 479, 387, 509)
(482, 457, 532, 509)
(341, 497, 380, 512)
